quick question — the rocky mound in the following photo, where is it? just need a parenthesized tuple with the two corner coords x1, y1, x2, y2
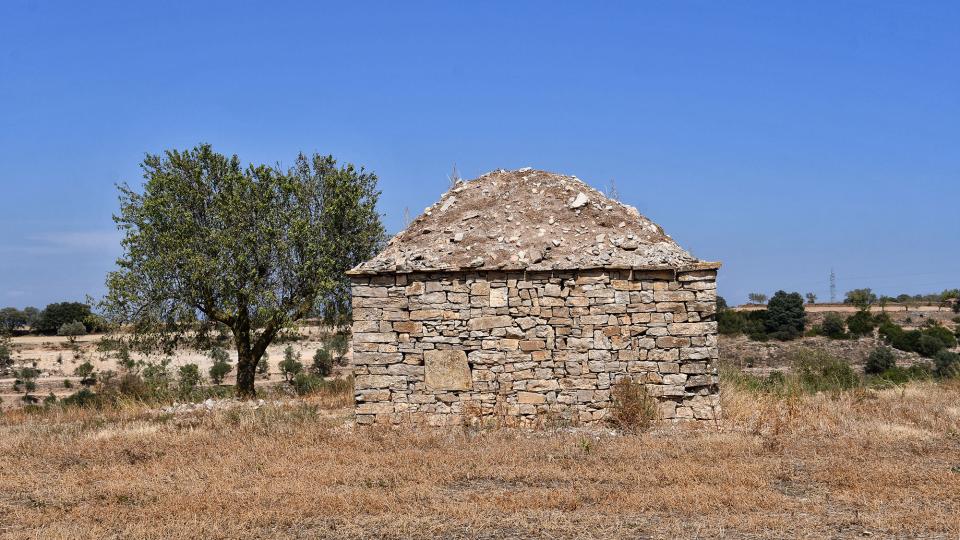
(351, 168, 718, 274)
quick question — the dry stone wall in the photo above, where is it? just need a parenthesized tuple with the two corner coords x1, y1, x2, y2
(350, 269, 720, 426)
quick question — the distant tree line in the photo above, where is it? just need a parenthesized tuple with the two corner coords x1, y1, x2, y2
(0, 302, 107, 336)
(719, 287, 960, 378)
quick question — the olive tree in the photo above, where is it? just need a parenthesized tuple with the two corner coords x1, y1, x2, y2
(101, 144, 385, 397)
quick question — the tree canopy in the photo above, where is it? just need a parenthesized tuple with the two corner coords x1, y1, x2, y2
(101, 144, 385, 396)
(844, 288, 877, 310)
(35, 302, 93, 335)
(764, 290, 806, 340)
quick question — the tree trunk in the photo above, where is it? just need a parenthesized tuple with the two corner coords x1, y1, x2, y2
(233, 317, 257, 399)
(236, 350, 257, 398)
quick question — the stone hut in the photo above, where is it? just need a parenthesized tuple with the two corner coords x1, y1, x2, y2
(347, 168, 721, 426)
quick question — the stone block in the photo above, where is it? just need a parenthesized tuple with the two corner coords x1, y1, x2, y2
(424, 350, 472, 391)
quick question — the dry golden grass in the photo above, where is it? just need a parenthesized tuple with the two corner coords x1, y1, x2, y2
(1, 381, 958, 539)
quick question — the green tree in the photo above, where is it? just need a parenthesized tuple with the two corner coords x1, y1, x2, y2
(0, 307, 28, 334)
(22, 307, 40, 330)
(101, 145, 385, 397)
(939, 289, 960, 312)
(805, 292, 817, 305)
(764, 291, 805, 340)
(844, 289, 877, 310)
(747, 292, 767, 305)
(36, 302, 93, 335)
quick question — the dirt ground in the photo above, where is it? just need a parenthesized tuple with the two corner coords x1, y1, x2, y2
(0, 326, 340, 408)
(0, 380, 957, 539)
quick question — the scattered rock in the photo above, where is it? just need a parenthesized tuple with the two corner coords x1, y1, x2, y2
(569, 192, 589, 209)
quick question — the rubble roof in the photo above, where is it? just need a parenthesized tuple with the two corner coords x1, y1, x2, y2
(349, 168, 720, 275)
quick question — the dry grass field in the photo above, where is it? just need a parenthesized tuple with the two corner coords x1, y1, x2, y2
(1, 378, 958, 539)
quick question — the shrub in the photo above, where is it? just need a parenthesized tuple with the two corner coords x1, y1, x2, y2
(865, 346, 896, 374)
(57, 320, 87, 340)
(74, 361, 96, 386)
(718, 309, 746, 335)
(917, 334, 947, 358)
(609, 378, 658, 432)
(209, 359, 232, 385)
(875, 364, 932, 385)
(208, 347, 232, 385)
(36, 302, 92, 335)
(291, 372, 324, 395)
(923, 325, 957, 349)
(880, 323, 921, 353)
(845, 310, 876, 338)
(257, 352, 270, 377)
(177, 363, 202, 398)
(14, 366, 39, 394)
(792, 349, 859, 393)
(141, 359, 172, 394)
(873, 312, 892, 327)
(60, 388, 99, 408)
(934, 350, 960, 378)
(209, 346, 230, 364)
(821, 313, 846, 339)
(312, 348, 333, 377)
(764, 291, 806, 340)
(326, 332, 350, 365)
(279, 346, 304, 383)
(0, 335, 12, 371)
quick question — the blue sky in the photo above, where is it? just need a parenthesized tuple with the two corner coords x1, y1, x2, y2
(1, 1, 958, 308)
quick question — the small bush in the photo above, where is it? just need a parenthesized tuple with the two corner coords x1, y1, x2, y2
(74, 361, 96, 386)
(279, 346, 304, 383)
(291, 372, 324, 396)
(609, 378, 658, 432)
(924, 325, 957, 349)
(874, 364, 932, 385)
(918, 334, 946, 358)
(60, 388, 99, 408)
(312, 348, 333, 377)
(177, 363, 202, 398)
(141, 359, 172, 394)
(846, 310, 876, 338)
(257, 352, 270, 377)
(208, 347, 232, 385)
(0, 335, 12, 371)
(793, 349, 859, 393)
(209, 359, 232, 385)
(934, 350, 960, 378)
(865, 346, 896, 374)
(821, 313, 846, 339)
(326, 332, 350, 365)
(57, 320, 87, 339)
